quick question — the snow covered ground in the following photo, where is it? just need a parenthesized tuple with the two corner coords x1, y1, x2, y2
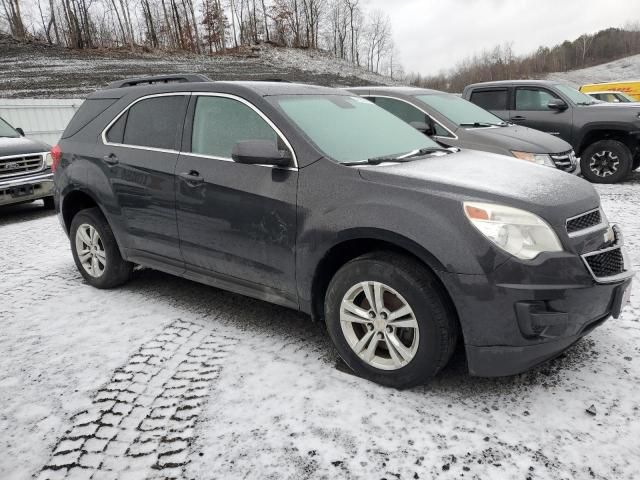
(546, 54, 640, 87)
(1, 173, 639, 480)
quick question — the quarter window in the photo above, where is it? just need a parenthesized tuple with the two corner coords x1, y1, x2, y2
(469, 89, 507, 110)
(515, 88, 559, 111)
(191, 96, 280, 159)
(107, 95, 187, 150)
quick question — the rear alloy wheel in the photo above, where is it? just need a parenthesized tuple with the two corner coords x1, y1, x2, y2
(325, 252, 458, 389)
(70, 207, 133, 289)
(580, 140, 632, 184)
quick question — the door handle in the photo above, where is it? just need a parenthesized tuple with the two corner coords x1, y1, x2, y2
(179, 170, 204, 185)
(511, 116, 526, 122)
(103, 153, 119, 165)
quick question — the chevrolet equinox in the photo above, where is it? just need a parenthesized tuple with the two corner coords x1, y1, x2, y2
(53, 75, 634, 388)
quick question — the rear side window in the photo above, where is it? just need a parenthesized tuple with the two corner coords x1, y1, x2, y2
(469, 89, 507, 110)
(62, 99, 115, 139)
(190, 96, 278, 158)
(108, 95, 187, 150)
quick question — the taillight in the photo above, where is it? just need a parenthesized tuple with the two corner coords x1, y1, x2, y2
(50, 144, 62, 172)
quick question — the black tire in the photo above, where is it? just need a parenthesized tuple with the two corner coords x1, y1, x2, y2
(70, 207, 132, 289)
(324, 252, 458, 389)
(42, 196, 55, 209)
(580, 140, 632, 184)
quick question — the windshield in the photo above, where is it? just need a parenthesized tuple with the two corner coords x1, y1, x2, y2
(415, 94, 505, 127)
(0, 117, 20, 138)
(272, 95, 440, 163)
(554, 84, 597, 105)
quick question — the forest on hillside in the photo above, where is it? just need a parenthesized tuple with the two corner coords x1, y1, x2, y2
(0, 0, 400, 77)
(408, 26, 640, 92)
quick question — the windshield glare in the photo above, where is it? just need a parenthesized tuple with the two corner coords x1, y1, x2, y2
(416, 94, 505, 127)
(554, 84, 596, 105)
(0, 117, 19, 138)
(273, 95, 440, 163)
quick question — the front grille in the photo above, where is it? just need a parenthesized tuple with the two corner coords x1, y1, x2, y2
(567, 209, 602, 234)
(584, 248, 625, 279)
(0, 154, 44, 178)
(550, 150, 577, 172)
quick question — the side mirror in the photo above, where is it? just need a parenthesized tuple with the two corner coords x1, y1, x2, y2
(231, 140, 292, 167)
(15, 127, 25, 136)
(410, 121, 435, 136)
(547, 99, 568, 111)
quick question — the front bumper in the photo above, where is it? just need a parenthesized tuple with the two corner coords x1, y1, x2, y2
(0, 172, 54, 206)
(440, 226, 634, 377)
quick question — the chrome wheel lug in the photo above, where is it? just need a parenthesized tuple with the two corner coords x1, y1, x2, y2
(368, 311, 376, 319)
(386, 326, 393, 333)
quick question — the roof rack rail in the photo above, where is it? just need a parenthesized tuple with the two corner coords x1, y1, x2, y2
(256, 78, 292, 83)
(107, 74, 212, 89)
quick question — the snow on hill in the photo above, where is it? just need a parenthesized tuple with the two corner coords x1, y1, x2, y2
(545, 54, 640, 87)
(0, 35, 398, 99)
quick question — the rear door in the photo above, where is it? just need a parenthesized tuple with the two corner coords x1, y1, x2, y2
(175, 93, 298, 307)
(510, 86, 573, 142)
(467, 88, 510, 121)
(100, 93, 189, 268)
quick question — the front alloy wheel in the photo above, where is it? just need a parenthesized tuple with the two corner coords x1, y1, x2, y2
(325, 252, 458, 389)
(340, 281, 419, 370)
(589, 150, 619, 178)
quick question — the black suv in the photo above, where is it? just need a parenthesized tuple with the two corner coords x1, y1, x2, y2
(54, 75, 634, 388)
(463, 80, 640, 183)
(1, 116, 54, 208)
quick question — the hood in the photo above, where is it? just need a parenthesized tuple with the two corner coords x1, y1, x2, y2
(578, 101, 640, 119)
(462, 124, 572, 154)
(358, 149, 599, 227)
(0, 136, 49, 157)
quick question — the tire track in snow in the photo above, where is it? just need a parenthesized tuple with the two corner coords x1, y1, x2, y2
(37, 319, 237, 480)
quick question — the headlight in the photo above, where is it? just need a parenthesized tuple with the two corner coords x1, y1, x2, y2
(463, 202, 563, 260)
(44, 153, 53, 167)
(511, 151, 555, 168)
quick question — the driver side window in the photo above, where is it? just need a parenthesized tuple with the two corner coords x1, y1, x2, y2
(515, 88, 559, 111)
(191, 96, 282, 159)
(368, 96, 453, 138)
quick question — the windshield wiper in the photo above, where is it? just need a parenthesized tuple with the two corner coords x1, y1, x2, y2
(460, 121, 506, 127)
(576, 101, 596, 106)
(342, 147, 452, 166)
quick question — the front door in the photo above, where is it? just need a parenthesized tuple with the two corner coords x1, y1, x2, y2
(175, 94, 298, 307)
(100, 94, 189, 267)
(510, 87, 573, 143)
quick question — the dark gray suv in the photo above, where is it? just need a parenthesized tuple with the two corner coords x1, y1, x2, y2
(348, 86, 577, 173)
(54, 76, 634, 388)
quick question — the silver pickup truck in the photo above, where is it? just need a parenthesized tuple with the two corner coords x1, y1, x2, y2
(0, 116, 54, 209)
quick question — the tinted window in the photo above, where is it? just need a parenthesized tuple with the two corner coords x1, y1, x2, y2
(371, 97, 429, 125)
(121, 96, 186, 150)
(273, 95, 439, 163)
(416, 94, 505, 127)
(469, 89, 507, 110)
(515, 88, 559, 111)
(369, 97, 453, 138)
(191, 96, 279, 158)
(63, 99, 114, 139)
(106, 112, 127, 143)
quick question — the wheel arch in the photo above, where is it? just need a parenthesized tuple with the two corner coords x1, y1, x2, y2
(309, 228, 458, 327)
(61, 188, 127, 256)
(576, 126, 639, 156)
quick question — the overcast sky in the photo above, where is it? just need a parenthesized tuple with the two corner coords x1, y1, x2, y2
(365, 0, 640, 75)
